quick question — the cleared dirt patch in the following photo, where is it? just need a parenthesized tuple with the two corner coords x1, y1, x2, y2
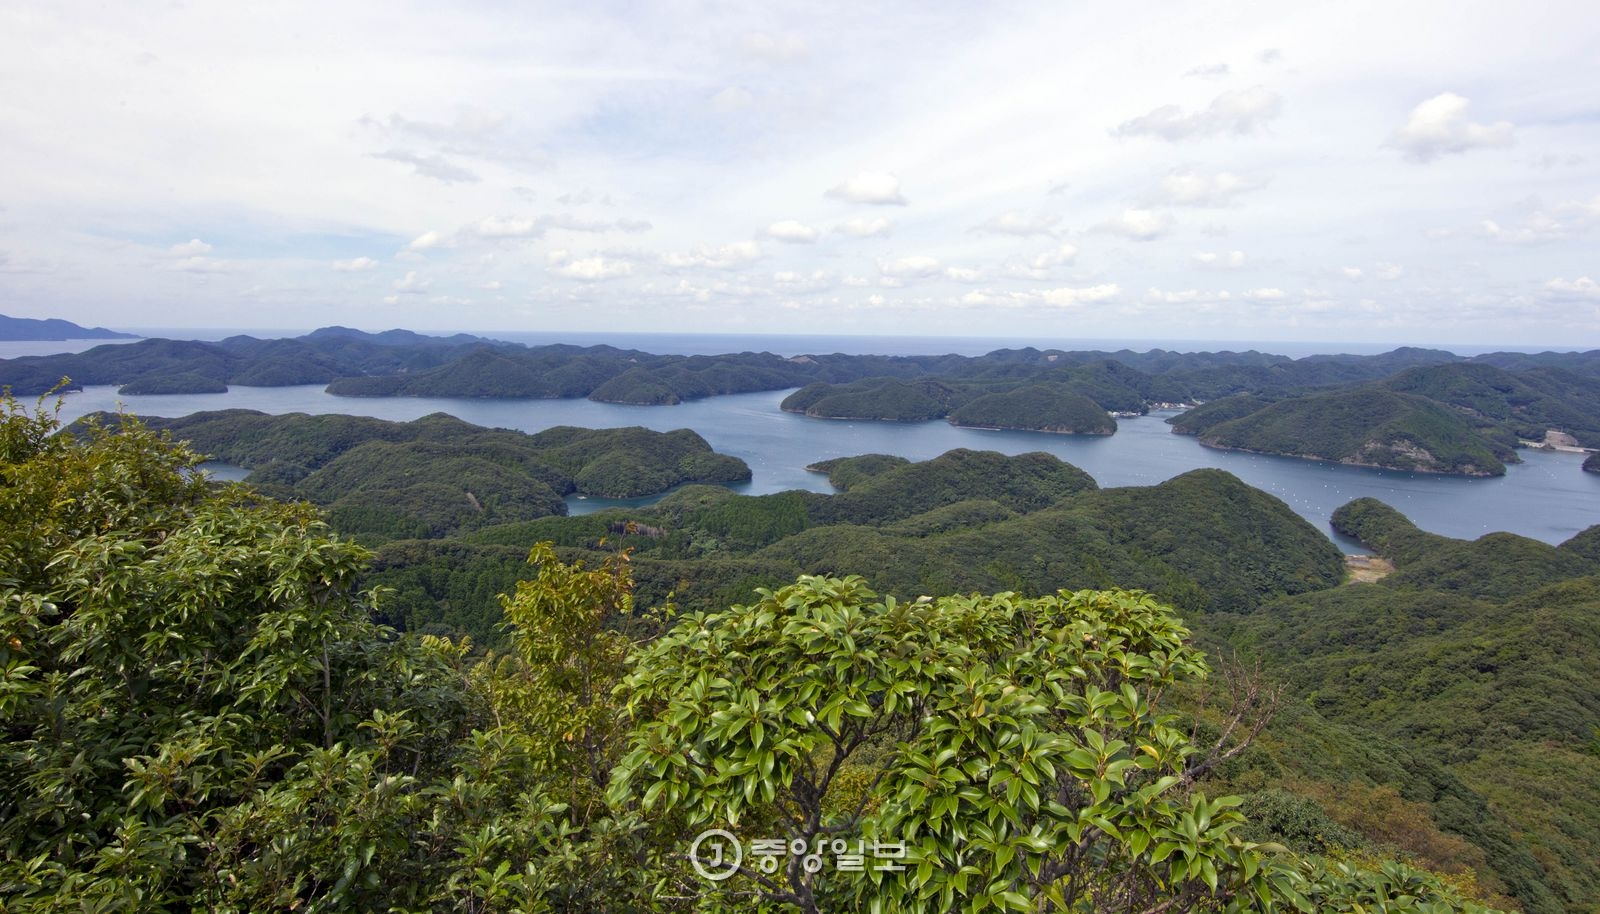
(1344, 554, 1395, 583)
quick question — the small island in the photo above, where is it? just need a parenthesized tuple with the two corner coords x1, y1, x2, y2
(1585, 451, 1600, 474)
(0, 313, 137, 341)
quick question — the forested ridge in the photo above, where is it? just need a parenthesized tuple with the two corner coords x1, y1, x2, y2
(6, 327, 1597, 474)
(1, 395, 1528, 912)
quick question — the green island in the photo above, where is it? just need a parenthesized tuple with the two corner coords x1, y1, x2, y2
(10, 328, 1599, 475)
(12, 395, 1583, 912)
(106, 409, 750, 541)
(1172, 389, 1516, 476)
(1583, 451, 1599, 473)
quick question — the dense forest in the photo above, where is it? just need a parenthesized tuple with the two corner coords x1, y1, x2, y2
(5, 328, 1597, 474)
(1, 395, 1531, 912)
(97, 409, 751, 541)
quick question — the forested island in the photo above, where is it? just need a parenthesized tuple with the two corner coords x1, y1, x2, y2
(106, 409, 751, 540)
(7, 394, 1597, 912)
(5, 327, 1598, 475)
(0, 312, 137, 341)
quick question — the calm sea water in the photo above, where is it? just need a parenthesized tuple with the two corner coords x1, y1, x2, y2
(38, 384, 1600, 553)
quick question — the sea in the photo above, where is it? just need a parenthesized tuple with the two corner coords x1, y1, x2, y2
(6, 333, 1599, 553)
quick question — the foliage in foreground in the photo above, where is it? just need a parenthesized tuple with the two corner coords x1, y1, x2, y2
(0, 395, 1504, 912)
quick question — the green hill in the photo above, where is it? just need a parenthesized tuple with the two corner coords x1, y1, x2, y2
(1192, 388, 1514, 476)
(105, 410, 749, 541)
(947, 383, 1116, 433)
(1210, 500, 1600, 912)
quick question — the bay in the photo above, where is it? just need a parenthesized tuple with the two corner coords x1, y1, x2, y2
(40, 383, 1600, 553)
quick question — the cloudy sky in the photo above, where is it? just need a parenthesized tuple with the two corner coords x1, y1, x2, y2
(2, 0, 1598, 346)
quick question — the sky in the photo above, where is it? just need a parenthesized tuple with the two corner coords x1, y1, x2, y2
(1, 0, 1598, 347)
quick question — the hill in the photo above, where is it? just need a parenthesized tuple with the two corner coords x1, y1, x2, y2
(0, 313, 136, 341)
(103, 409, 750, 541)
(1182, 388, 1514, 476)
(1209, 500, 1600, 913)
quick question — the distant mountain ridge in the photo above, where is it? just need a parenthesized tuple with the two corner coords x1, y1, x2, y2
(0, 313, 137, 341)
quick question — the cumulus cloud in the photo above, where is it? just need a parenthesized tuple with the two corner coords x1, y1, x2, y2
(1193, 250, 1247, 269)
(1341, 266, 1364, 280)
(392, 271, 430, 293)
(1246, 287, 1285, 301)
(1006, 244, 1078, 278)
(551, 255, 634, 281)
(943, 266, 983, 282)
(470, 217, 541, 239)
(333, 257, 379, 271)
(958, 284, 1120, 310)
(836, 215, 894, 238)
(371, 149, 481, 183)
(1115, 86, 1282, 141)
(170, 239, 212, 256)
(974, 211, 1061, 237)
(406, 230, 446, 251)
(1143, 287, 1234, 305)
(1152, 167, 1268, 206)
(1544, 276, 1599, 299)
(1040, 284, 1121, 308)
(662, 240, 763, 270)
(765, 220, 819, 243)
(826, 171, 907, 205)
(1389, 93, 1513, 163)
(879, 255, 942, 279)
(1095, 209, 1174, 240)
(1375, 262, 1404, 280)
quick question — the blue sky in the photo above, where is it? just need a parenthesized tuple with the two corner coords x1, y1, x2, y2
(1, 0, 1598, 346)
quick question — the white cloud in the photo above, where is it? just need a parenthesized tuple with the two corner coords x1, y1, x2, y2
(1006, 243, 1078, 278)
(1095, 209, 1173, 240)
(943, 266, 983, 282)
(836, 215, 894, 238)
(552, 256, 634, 281)
(826, 171, 907, 205)
(392, 271, 430, 293)
(1040, 284, 1121, 308)
(1246, 287, 1285, 301)
(1184, 63, 1230, 79)
(1544, 276, 1599, 299)
(974, 211, 1061, 237)
(1143, 287, 1233, 305)
(169, 238, 212, 256)
(1375, 262, 1404, 280)
(333, 257, 379, 272)
(1193, 250, 1247, 269)
(370, 149, 480, 183)
(765, 220, 819, 243)
(470, 217, 540, 239)
(662, 240, 763, 270)
(1341, 266, 1364, 280)
(879, 255, 942, 278)
(1153, 167, 1268, 206)
(406, 230, 445, 251)
(1115, 86, 1282, 141)
(1389, 93, 1513, 163)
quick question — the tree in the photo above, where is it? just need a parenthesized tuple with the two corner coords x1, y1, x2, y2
(606, 574, 1506, 913)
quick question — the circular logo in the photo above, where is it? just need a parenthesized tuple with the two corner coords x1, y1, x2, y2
(688, 828, 742, 881)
